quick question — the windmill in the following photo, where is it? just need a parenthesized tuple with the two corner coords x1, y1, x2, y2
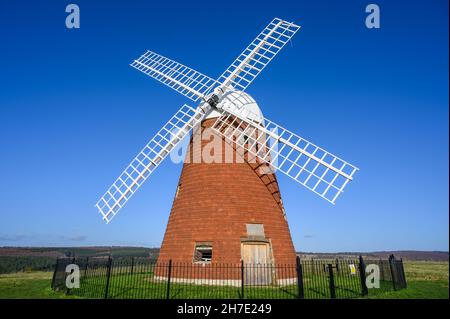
(95, 18, 358, 281)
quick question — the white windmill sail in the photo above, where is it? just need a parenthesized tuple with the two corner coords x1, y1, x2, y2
(96, 17, 358, 224)
(96, 104, 208, 223)
(217, 18, 300, 92)
(212, 95, 358, 204)
(130, 50, 217, 102)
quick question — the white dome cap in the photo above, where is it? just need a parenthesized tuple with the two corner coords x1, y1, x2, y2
(204, 90, 263, 123)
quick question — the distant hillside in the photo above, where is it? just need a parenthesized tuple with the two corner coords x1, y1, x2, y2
(0, 246, 162, 273)
(0, 246, 159, 259)
(298, 251, 449, 261)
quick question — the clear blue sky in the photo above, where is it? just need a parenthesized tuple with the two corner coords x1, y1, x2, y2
(0, 0, 448, 252)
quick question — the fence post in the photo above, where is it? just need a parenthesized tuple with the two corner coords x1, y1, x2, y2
(130, 257, 134, 276)
(335, 258, 339, 273)
(379, 258, 384, 280)
(328, 264, 336, 299)
(296, 256, 304, 299)
(241, 260, 245, 299)
(84, 257, 89, 278)
(104, 256, 113, 299)
(51, 258, 59, 289)
(388, 255, 397, 291)
(166, 259, 172, 299)
(400, 258, 407, 288)
(358, 256, 368, 296)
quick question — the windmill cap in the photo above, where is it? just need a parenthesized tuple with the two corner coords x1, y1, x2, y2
(204, 90, 263, 123)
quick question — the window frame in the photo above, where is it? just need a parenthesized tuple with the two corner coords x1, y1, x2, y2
(193, 243, 213, 264)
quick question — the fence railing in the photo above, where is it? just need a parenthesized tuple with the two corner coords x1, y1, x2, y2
(52, 255, 407, 299)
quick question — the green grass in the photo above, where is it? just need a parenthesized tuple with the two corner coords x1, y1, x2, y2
(0, 261, 448, 299)
(69, 270, 366, 299)
(366, 261, 449, 299)
(367, 280, 448, 299)
(70, 272, 299, 299)
(0, 272, 76, 299)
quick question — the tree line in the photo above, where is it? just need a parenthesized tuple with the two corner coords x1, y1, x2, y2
(0, 256, 57, 274)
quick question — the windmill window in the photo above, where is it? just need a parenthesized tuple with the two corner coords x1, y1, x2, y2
(193, 244, 213, 263)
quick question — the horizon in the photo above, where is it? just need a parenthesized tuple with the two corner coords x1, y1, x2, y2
(0, 0, 448, 252)
(0, 245, 448, 254)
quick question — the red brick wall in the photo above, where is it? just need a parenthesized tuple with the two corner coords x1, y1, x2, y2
(158, 119, 297, 269)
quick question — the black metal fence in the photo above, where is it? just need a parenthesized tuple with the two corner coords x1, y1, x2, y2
(52, 255, 406, 299)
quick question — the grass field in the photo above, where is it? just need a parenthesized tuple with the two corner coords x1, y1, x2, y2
(0, 272, 78, 299)
(367, 261, 448, 299)
(0, 261, 447, 299)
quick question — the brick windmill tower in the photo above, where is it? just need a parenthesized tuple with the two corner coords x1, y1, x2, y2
(158, 92, 297, 266)
(95, 18, 358, 282)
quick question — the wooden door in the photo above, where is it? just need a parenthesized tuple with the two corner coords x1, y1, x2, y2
(241, 243, 272, 285)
